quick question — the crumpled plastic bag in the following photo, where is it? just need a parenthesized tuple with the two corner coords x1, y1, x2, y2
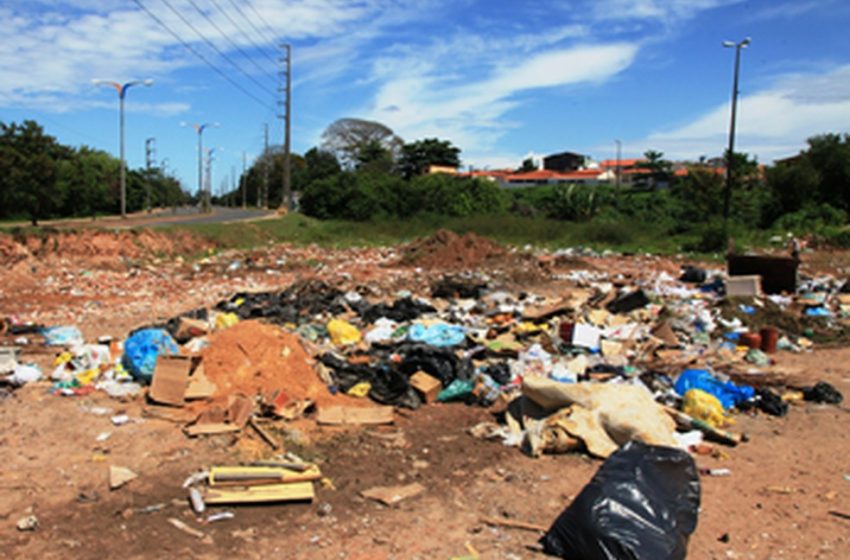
(408, 323, 465, 347)
(121, 329, 179, 383)
(682, 389, 727, 428)
(675, 368, 754, 410)
(327, 319, 362, 346)
(10, 363, 43, 386)
(41, 326, 84, 347)
(522, 377, 678, 458)
(541, 440, 700, 560)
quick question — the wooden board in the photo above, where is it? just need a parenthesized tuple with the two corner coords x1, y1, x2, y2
(149, 356, 190, 406)
(184, 422, 241, 437)
(409, 371, 442, 404)
(203, 481, 315, 504)
(209, 465, 321, 487)
(316, 405, 394, 425)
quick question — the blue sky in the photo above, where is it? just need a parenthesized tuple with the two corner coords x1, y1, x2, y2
(2, 0, 850, 194)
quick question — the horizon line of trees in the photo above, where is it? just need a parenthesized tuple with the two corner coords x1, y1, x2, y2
(0, 120, 190, 225)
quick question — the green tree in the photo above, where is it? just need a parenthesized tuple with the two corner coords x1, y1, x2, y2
(320, 118, 403, 169)
(517, 157, 537, 173)
(0, 120, 68, 224)
(57, 146, 119, 218)
(355, 139, 394, 174)
(636, 149, 672, 190)
(398, 138, 461, 179)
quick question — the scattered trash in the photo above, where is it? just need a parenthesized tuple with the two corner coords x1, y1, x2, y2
(802, 381, 843, 404)
(109, 465, 138, 490)
(16, 515, 38, 532)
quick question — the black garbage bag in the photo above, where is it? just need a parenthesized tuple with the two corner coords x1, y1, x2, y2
(360, 297, 436, 324)
(395, 343, 473, 387)
(431, 276, 487, 299)
(680, 266, 707, 284)
(606, 289, 650, 314)
(802, 381, 843, 404)
(482, 362, 512, 385)
(318, 353, 420, 409)
(164, 307, 209, 342)
(740, 387, 788, 417)
(541, 441, 700, 560)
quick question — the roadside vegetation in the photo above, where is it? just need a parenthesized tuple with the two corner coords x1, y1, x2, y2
(4, 116, 850, 254)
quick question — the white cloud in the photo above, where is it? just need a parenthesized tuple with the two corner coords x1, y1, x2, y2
(587, 0, 742, 22)
(361, 42, 638, 162)
(640, 64, 850, 162)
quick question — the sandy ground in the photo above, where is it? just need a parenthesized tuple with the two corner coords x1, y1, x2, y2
(1, 231, 849, 559)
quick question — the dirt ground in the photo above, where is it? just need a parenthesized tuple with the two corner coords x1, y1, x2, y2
(1, 230, 849, 559)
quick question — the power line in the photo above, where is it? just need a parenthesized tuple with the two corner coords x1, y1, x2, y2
(207, 0, 279, 68)
(130, 0, 273, 108)
(244, 1, 280, 45)
(157, 0, 277, 98)
(226, 0, 280, 50)
(184, 0, 278, 84)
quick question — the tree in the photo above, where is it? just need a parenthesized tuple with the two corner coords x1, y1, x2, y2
(355, 139, 394, 174)
(57, 146, 119, 218)
(320, 118, 403, 168)
(0, 120, 68, 224)
(398, 138, 461, 179)
(517, 157, 537, 173)
(636, 149, 672, 190)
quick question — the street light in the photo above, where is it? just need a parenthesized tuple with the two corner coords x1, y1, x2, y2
(93, 79, 154, 218)
(721, 37, 750, 232)
(205, 147, 222, 208)
(181, 121, 219, 213)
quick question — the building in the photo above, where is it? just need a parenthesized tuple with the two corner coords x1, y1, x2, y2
(542, 151, 587, 172)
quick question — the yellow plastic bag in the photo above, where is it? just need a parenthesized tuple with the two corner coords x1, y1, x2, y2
(682, 389, 727, 428)
(327, 318, 361, 346)
(215, 312, 240, 330)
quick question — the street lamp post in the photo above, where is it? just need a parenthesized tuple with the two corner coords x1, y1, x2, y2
(93, 79, 153, 218)
(181, 122, 219, 213)
(721, 37, 750, 232)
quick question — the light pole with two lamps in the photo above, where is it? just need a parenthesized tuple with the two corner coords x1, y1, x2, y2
(181, 122, 219, 213)
(93, 79, 154, 219)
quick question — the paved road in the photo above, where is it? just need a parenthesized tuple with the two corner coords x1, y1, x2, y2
(144, 206, 276, 227)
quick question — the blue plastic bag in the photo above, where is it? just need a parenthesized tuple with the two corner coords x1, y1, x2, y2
(408, 323, 466, 347)
(674, 368, 754, 410)
(122, 329, 179, 383)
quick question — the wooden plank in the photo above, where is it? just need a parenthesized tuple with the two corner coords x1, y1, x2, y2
(316, 405, 394, 426)
(203, 481, 315, 504)
(409, 371, 442, 404)
(209, 465, 321, 487)
(184, 423, 241, 437)
(149, 356, 190, 406)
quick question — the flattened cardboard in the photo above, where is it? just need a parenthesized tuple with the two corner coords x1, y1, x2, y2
(361, 482, 425, 506)
(149, 356, 190, 406)
(316, 405, 394, 425)
(184, 422, 241, 437)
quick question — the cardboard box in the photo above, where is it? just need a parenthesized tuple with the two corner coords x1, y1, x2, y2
(409, 371, 442, 404)
(149, 356, 190, 406)
(726, 275, 762, 297)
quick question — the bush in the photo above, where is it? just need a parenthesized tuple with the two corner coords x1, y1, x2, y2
(774, 203, 847, 233)
(682, 222, 729, 253)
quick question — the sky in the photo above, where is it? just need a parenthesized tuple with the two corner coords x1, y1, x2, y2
(2, 0, 850, 194)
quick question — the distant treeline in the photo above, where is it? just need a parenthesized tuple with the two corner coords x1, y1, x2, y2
(0, 120, 188, 224)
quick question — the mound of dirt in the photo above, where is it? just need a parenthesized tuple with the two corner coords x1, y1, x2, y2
(201, 320, 359, 407)
(401, 229, 508, 269)
(0, 228, 214, 266)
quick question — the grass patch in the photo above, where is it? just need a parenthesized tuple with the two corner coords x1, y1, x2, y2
(175, 212, 681, 253)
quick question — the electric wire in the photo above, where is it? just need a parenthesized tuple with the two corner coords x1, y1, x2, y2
(244, 0, 281, 45)
(130, 0, 273, 109)
(225, 0, 281, 51)
(184, 0, 278, 83)
(207, 0, 280, 67)
(157, 0, 277, 97)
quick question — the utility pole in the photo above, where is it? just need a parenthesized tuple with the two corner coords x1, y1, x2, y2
(230, 165, 236, 208)
(262, 123, 269, 209)
(242, 151, 248, 209)
(722, 37, 751, 235)
(278, 44, 292, 212)
(182, 122, 219, 213)
(205, 148, 218, 208)
(145, 137, 156, 213)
